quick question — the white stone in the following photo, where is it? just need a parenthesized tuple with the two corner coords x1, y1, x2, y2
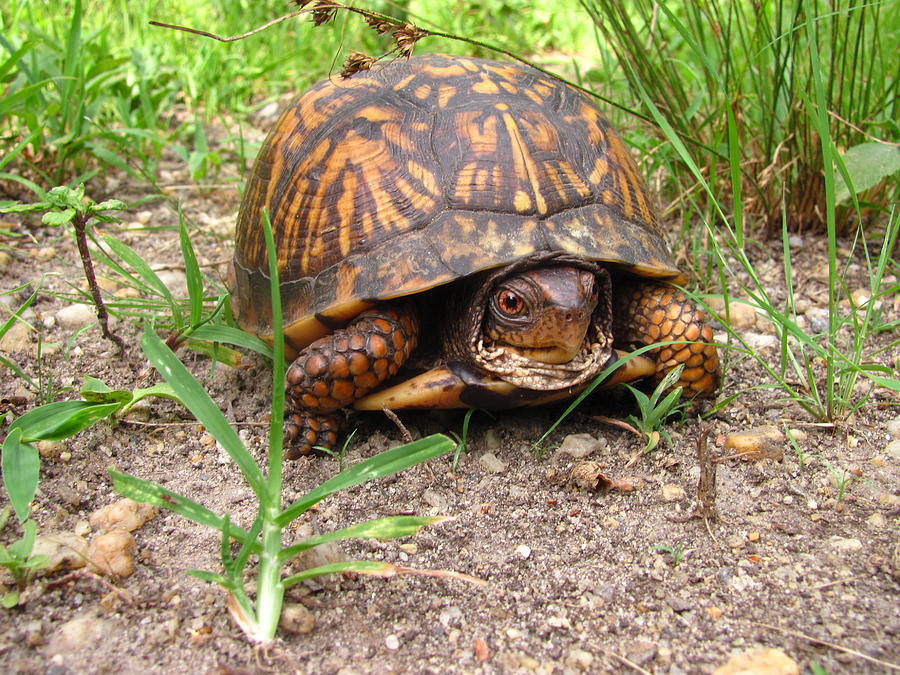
(56, 303, 97, 329)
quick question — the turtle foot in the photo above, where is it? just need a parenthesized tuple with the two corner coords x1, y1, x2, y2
(283, 412, 342, 458)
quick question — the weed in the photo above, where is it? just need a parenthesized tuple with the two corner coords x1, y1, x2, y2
(823, 461, 861, 504)
(314, 428, 358, 471)
(1, 184, 128, 350)
(622, 365, 688, 453)
(653, 543, 687, 567)
(784, 427, 817, 471)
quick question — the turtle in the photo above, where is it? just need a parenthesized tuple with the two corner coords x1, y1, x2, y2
(228, 54, 721, 457)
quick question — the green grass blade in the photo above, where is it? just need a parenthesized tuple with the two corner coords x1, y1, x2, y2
(140, 324, 267, 498)
(281, 560, 406, 590)
(109, 469, 257, 550)
(276, 434, 454, 527)
(278, 516, 444, 563)
(102, 234, 182, 329)
(188, 325, 273, 358)
(179, 218, 204, 327)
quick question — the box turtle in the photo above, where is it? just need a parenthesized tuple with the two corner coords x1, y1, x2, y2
(229, 54, 720, 457)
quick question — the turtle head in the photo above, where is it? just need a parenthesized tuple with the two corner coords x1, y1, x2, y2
(447, 252, 616, 391)
(483, 266, 599, 365)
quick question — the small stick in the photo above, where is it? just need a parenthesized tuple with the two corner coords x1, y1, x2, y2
(72, 213, 125, 353)
(382, 406, 412, 443)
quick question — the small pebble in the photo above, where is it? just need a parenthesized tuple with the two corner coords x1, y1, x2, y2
(279, 603, 315, 635)
(885, 439, 900, 460)
(478, 452, 506, 474)
(156, 270, 188, 297)
(56, 303, 96, 329)
(33, 533, 89, 572)
(829, 536, 862, 552)
(385, 634, 400, 650)
(706, 297, 755, 330)
(0, 320, 31, 352)
(515, 544, 532, 560)
(724, 426, 784, 461)
(0, 250, 11, 272)
(555, 433, 607, 459)
(90, 498, 158, 533)
(713, 647, 799, 675)
(88, 530, 136, 577)
(47, 615, 112, 655)
(866, 513, 886, 529)
(660, 483, 685, 502)
(565, 648, 594, 671)
(886, 415, 900, 438)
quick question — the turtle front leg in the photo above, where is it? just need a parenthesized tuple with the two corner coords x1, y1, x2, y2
(284, 302, 419, 458)
(613, 282, 720, 397)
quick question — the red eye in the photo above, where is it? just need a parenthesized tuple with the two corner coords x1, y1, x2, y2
(496, 289, 526, 316)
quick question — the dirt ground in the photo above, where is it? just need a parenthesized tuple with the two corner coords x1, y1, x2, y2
(1, 154, 899, 674)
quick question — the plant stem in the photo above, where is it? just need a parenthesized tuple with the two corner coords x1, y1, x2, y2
(72, 213, 125, 353)
(254, 506, 284, 643)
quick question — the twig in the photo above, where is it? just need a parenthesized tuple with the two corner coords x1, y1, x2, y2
(72, 212, 125, 353)
(750, 621, 900, 671)
(149, 11, 306, 42)
(808, 573, 868, 591)
(596, 646, 653, 675)
(382, 406, 412, 443)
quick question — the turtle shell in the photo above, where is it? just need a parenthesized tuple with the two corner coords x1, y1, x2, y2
(229, 54, 683, 355)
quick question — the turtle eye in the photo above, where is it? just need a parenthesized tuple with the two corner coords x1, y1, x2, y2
(496, 289, 526, 317)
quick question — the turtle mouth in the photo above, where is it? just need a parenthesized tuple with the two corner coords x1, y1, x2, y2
(473, 338, 614, 390)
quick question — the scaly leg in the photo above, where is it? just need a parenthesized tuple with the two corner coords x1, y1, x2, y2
(614, 282, 720, 397)
(284, 303, 419, 457)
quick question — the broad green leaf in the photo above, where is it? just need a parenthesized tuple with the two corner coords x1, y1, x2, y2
(93, 199, 127, 212)
(277, 434, 454, 526)
(42, 208, 75, 226)
(279, 516, 444, 563)
(127, 382, 183, 407)
(9, 399, 121, 442)
(140, 325, 266, 497)
(2, 590, 19, 608)
(834, 143, 900, 202)
(80, 376, 132, 405)
(1, 430, 39, 523)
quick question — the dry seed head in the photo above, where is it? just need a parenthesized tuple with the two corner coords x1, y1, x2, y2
(310, 0, 339, 26)
(341, 51, 376, 78)
(365, 15, 397, 34)
(393, 22, 427, 58)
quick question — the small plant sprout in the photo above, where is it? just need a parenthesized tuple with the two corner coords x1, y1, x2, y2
(1, 184, 128, 351)
(653, 543, 687, 567)
(623, 364, 688, 453)
(784, 427, 817, 471)
(823, 462, 862, 505)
